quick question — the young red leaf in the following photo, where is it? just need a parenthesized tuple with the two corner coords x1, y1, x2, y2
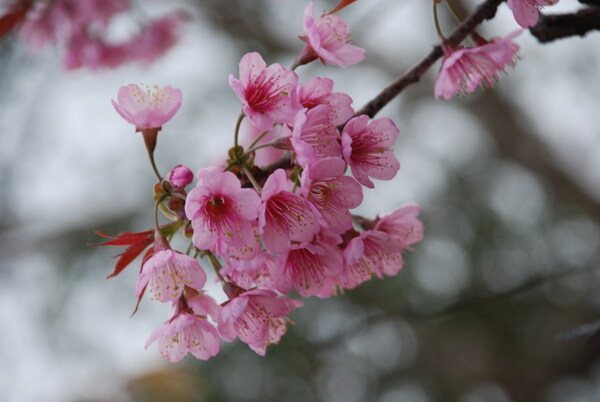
(93, 230, 153, 246)
(328, 0, 358, 14)
(107, 236, 154, 279)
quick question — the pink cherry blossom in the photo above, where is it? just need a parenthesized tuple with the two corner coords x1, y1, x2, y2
(186, 289, 221, 321)
(63, 33, 128, 70)
(341, 115, 400, 188)
(185, 167, 261, 259)
(298, 77, 354, 125)
(217, 288, 302, 355)
(221, 252, 277, 290)
(481, 30, 522, 69)
(274, 233, 343, 297)
(135, 248, 206, 303)
(121, 11, 188, 64)
(507, 0, 558, 28)
(341, 230, 402, 289)
(146, 312, 220, 362)
(301, 157, 363, 234)
(296, 2, 365, 68)
(259, 169, 320, 254)
(434, 32, 520, 100)
(19, 0, 127, 50)
(290, 105, 342, 167)
(19, 2, 65, 50)
(64, 11, 187, 70)
(111, 84, 182, 129)
(374, 203, 424, 249)
(229, 52, 301, 130)
(20, 1, 187, 70)
(61, 0, 128, 28)
(167, 165, 194, 188)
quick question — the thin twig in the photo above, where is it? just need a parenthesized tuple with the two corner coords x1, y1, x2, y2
(354, 0, 504, 118)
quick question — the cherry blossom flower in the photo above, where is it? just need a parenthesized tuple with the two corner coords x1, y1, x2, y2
(167, 165, 194, 188)
(19, 0, 187, 70)
(481, 30, 522, 69)
(121, 11, 188, 64)
(221, 252, 277, 290)
(340, 205, 423, 289)
(273, 233, 343, 297)
(111, 84, 182, 130)
(135, 237, 207, 303)
(507, 0, 558, 28)
(341, 229, 401, 289)
(374, 203, 424, 249)
(259, 169, 320, 254)
(186, 289, 221, 321)
(298, 77, 354, 125)
(296, 1, 365, 68)
(229, 52, 301, 130)
(146, 312, 220, 362)
(290, 105, 342, 167)
(185, 167, 261, 259)
(217, 288, 302, 355)
(341, 115, 400, 188)
(434, 32, 521, 100)
(301, 157, 363, 234)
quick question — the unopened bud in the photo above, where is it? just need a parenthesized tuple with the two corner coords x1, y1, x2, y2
(167, 165, 194, 188)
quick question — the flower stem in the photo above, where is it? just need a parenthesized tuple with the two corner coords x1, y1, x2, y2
(147, 148, 162, 182)
(433, 1, 447, 40)
(158, 202, 177, 221)
(185, 241, 194, 256)
(153, 194, 169, 232)
(140, 128, 163, 181)
(445, 0, 463, 23)
(244, 140, 278, 156)
(233, 113, 245, 149)
(241, 166, 262, 193)
(246, 130, 270, 151)
(206, 252, 226, 283)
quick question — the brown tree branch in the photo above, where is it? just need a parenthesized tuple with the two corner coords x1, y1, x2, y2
(530, 7, 600, 43)
(354, 0, 505, 118)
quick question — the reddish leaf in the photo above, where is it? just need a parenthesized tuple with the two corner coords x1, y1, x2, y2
(328, 0, 358, 14)
(91, 229, 155, 278)
(129, 248, 158, 315)
(107, 237, 154, 279)
(93, 229, 153, 247)
(91, 223, 180, 278)
(130, 284, 147, 317)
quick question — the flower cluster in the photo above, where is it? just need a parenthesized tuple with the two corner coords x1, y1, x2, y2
(0, 0, 188, 70)
(100, 1, 424, 363)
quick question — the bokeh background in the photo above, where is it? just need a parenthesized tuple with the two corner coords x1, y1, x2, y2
(1, 0, 599, 401)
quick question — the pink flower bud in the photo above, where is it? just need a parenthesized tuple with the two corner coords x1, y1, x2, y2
(168, 164, 193, 188)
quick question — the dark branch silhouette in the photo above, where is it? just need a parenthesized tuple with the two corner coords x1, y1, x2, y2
(531, 7, 600, 42)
